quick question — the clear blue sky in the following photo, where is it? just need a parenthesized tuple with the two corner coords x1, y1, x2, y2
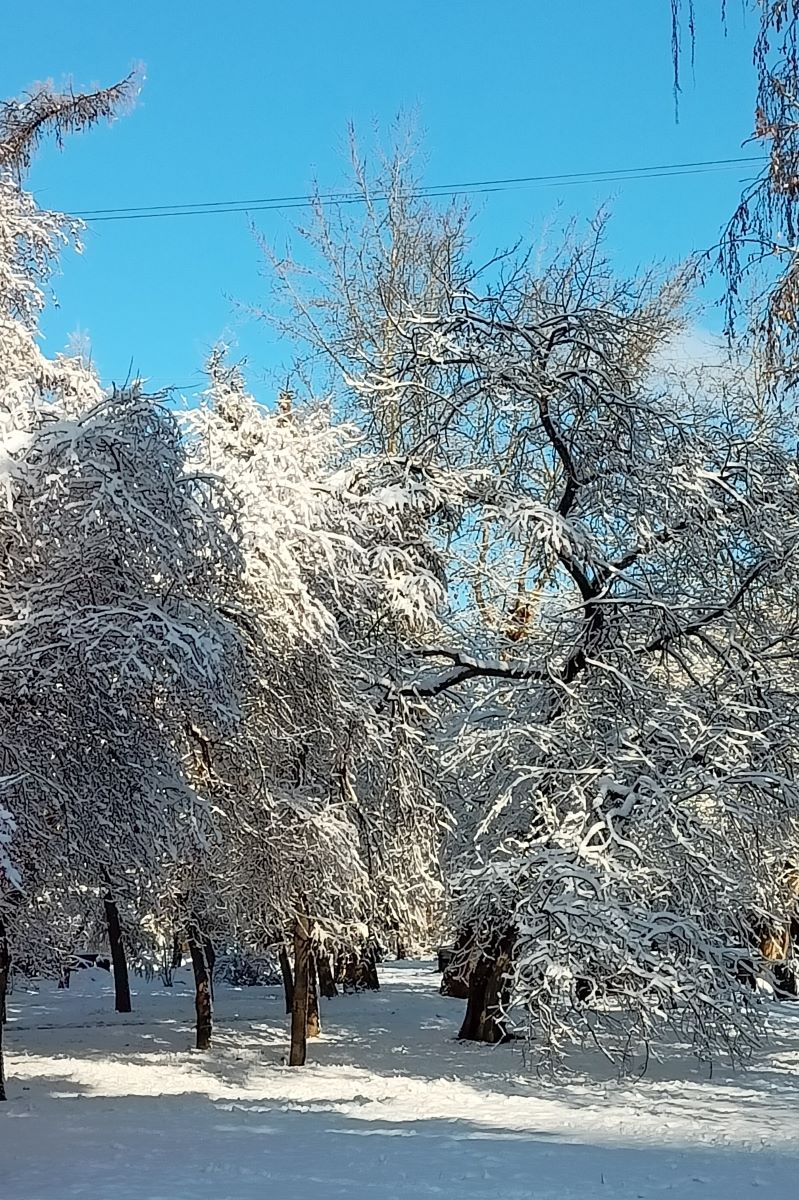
(1, 1, 759, 401)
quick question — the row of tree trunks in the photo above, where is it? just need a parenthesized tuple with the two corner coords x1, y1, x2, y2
(187, 917, 213, 1050)
(0, 918, 9, 1101)
(104, 895, 132, 1013)
(388, 922, 407, 960)
(336, 943, 380, 992)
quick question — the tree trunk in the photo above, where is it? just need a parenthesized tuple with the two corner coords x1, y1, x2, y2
(458, 932, 513, 1044)
(187, 919, 213, 1050)
(390, 922, 407, 960)
(0, 919, 9, 1102)
(279, 943, 294, 1014)
(441, 927, 473, 999)
(760, 922, 799, 998)
(204, 936, 216, 1002)
(160, 957, 173, 988)
(307, 952, 321, 1038)
(337, 943, 380, 993)
(316, 951, 338, 998)
(171, 932, 183, 970)
(104, 896, 132, 1013)
(363, 941, 380, 991)
(57, 965, 70, 989)
(289, 914, 311, 1066)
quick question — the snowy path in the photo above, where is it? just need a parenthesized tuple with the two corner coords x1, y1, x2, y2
(2, 962, 799, 1199)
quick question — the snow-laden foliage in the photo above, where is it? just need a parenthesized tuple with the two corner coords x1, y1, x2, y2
(266, 157, 799, 1066)
(183, 355, 451, 957)
(400, 284, 799, 1064)
(0, 81, 245, 976)
(0, 377, 247, 955)
(5, 69, 799, 1077)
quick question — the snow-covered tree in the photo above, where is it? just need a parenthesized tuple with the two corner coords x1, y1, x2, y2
(183, 352, 455, 1061)
(260, 146, 799, 1068)
(0, 78, 248, 1087)
(398, 281, 799, 1066)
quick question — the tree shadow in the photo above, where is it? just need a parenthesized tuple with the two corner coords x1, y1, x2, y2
(8, 958, 799, 1165)
(3, 1077, 798, 1200)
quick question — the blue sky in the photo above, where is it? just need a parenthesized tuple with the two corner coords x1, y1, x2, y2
(1, 2, 760, 401)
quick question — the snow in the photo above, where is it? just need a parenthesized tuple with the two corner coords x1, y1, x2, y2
(3, 962, 799, 1198)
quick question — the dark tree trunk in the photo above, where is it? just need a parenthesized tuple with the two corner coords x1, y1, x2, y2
(289, 914, 311, 1066)
(104, 896, 132, 1014)
(458, 932, 514, 1044)
(0, 919, 9, 1102)
(171, 932, 183, 970)
(57, 965, 70, 989)
(337, 943, 380, 993)
(204, 936, 216, 1002)
(161, 957, 173, 988)
(279, 943, 294, 1014)
(774, 958, 799, 998)
(336, 951, 357, 991)
(316, 951, 338, 998)
(363, 941, 380, 990)
(757, 921, 799, 999)
(782, 918, 799, 998)
(187, 919, 213, 1050)
(307, 951, 320, 1038)
(440, 927, 473, 999)
(390, 922, 407, 960)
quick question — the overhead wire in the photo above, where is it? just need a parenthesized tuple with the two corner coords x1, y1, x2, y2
(71, 155, 766, 224)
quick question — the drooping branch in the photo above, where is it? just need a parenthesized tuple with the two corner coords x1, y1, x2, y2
(0, 73, 139, 174)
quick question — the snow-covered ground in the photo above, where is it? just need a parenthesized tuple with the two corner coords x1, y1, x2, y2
(2, 960, 799, 1199)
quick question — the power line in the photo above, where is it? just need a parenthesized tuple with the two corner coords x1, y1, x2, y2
(72, 155, 765, 224)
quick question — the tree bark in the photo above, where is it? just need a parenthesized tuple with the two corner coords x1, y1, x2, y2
(458, 932, 513, 1044)
(337, 943, 380, 992)
(759, 922, 799, 998)
(171, 932, 183, 970)
(204, 936, 216, 1002)
(316, 951, 338, 998)
(390, 922, 407, 960)
(289, 913, 311, 1066)
(104, 896, 132, 1013)
(160, 958, 173, 988)
(441, 928, 473, 999)
(187, 919, 213, 1050)
(363, 939, 380, 990)
(279, 943, 294, 1013)
(307, 952, 321, 1038)
(0, 919, 9, 1102)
